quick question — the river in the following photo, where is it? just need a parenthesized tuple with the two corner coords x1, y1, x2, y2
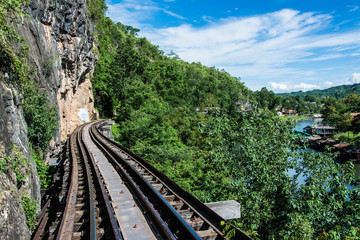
(294, 119, 360, 188)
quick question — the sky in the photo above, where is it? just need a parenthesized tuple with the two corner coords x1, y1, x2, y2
(105, 0, 360, 92)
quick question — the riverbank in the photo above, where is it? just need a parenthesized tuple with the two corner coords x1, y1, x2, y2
(306, 136, 360, 163)
(279, 115, 312, 121)
(295, 119, 360, 163)
(333, 131, 360, 147)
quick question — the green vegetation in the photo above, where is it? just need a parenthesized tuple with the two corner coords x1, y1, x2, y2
(21, 194, 38, 231)
(0, 0, 30, 85)
(253, 87, 321, 114)
(0, 149, 30, 187)
(31, 146, 51, 189)
(334, 131, 360, 146)
(278, 83, 360, 99)
(278, 115, 310, 121)
(0, 0, 58, 230)
(89, 1, 360, 238)
(23, 83, 58, 151)
(0, 0, 57, 190)
(321, 93, 360, 146)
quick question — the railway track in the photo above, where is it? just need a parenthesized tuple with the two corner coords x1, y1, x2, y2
(90, 121, 251, 240)
(33, 121, 251, 240)
(33, 124, 122, 240)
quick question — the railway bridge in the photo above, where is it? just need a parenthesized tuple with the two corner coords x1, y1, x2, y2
(32, 121, 251, 240)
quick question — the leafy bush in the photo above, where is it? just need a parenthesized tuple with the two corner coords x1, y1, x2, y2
(21, 194, 37, 231)
(23, 83, 58, 151)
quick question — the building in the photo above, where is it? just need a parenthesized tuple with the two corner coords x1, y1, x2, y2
(303, 124, 338, 137)
(282, 109, 296, 116)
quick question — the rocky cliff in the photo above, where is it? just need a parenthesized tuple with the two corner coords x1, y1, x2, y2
(25, 0, 97, 143)
(0, 0, 97, 239)
(0, 78, 39, 240)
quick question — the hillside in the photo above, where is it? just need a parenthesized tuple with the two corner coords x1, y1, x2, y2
(0, 1, 97, 238)
(89, 2, 360, 239)
(0, 1, 359, 239)
(277, 83, 360, 99)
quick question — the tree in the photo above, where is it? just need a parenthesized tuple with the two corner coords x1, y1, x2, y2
(344, 93, 360, 112)
(352, 115, 360, 135)
(198, 110, 360, 239)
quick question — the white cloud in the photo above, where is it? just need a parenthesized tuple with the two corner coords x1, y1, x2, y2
(106, 0, 158, 28)
(140, 9, 360, 84)
(293, 83, 319, 90)
(269, 82, 288, 90)
(105, 0, 185, 28)
(201, 15, 215, 23)
(163, 9, 186, 20)
(348, 73, 360, 84)
(325, 81, 334, 86)
(269, 81, 319, 92)
(347, 5, 359, 12)
(105, 4, 360, 91)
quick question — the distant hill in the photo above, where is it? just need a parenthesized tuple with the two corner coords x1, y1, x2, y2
(277, 83, 360, 99)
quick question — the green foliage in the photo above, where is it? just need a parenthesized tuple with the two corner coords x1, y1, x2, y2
(12, 150, 29, 186)
(22, 82, 58, 190)
(281, 95, 321, 114)
(0, 0, 29, 40)
(0, 156, 11, 172)
(87, 0, 107, 22)
(321, 95, 360, 136)
(198, 111, 360, 239)
(0, 0, 57, 194)
(90, 0, 360, 238)
(23, 82, 58, 151)
(220, 221, 237, 239)
(90, 4, 248, 118)
(21, 194, 37, 231)
(0, 150, 30, 187)
(0, 0, 30, 85)
(253, 87, 281, 111)
(252, 87, 321, 114)
(277, 83, 360, 99)
(31, 145, 50, 189)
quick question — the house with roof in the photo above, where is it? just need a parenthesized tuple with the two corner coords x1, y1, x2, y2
(303, 124, 338, 137)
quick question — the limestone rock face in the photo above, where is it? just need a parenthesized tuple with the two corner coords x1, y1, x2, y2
(0, 79, 40, 239)
(0, 171, 31, 240)
(23, 0, 97, 143)
(0, 0, 97, 239)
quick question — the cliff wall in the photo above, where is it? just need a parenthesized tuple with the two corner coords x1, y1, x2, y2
(0, 0, 97, 239)
(25, 0, 97, 144)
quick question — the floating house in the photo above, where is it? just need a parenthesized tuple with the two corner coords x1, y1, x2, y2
(303, 124, 338, 137)
(282, 109, 296, 116)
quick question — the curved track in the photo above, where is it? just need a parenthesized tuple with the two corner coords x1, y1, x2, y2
(33, 124, 122, 240)
(91, 121, 251, 240)
(33, 121, 251, 240)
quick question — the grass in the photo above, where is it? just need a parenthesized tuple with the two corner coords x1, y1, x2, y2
(278, 115, 311, 121)
(333, 131, 360, 146)
(111, 123, 121, 139)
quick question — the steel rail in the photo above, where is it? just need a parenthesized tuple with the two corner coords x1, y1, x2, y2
(56, 126, 81, 240)
(90, 124, 205, 239)
(89, 124, 181, 240)
(32, 139, 70, 240)
(76, 129, 97, 240)
(90, 125, 201, 239)
(94, 121, 252, 240)
(80, 126, 123, 240)
(32, 200, 51, 239)
(54, 123, 123, 240)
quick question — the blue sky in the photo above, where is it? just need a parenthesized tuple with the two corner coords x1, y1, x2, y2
(105, 0, 360, 92)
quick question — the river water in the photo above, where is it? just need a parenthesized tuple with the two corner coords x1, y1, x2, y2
(294, 119, 360, 188)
